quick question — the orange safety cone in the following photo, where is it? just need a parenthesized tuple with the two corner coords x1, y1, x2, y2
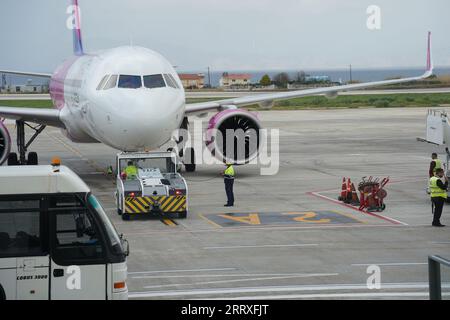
(338, 177, 347, 201)
(350, 183, 360, 205)
(344, 178, 352, 204)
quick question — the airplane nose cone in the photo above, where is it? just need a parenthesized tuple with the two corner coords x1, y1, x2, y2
(109, 93, 184, 151)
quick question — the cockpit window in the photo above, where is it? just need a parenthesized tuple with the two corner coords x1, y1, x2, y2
(103, 75, 118, 90)
(96, 75, 110, 90)
(143, 74, 166, 89)
(163, 74, 178, 89)
(118, 75, 142, 89)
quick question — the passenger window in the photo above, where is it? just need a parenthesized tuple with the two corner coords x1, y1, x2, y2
(118, 75, 142, 89)
(103, 74, 118, 90)
(0, 199, 44, 258)
(143, 74, 166, 89)
(96, 75, 110, 90)
(50, 195, 104, 265)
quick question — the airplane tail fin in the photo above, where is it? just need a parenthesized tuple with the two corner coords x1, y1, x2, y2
(424, 31, 433, 77)
(69, 0, 84, 55)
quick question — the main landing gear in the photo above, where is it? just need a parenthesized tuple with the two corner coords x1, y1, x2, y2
(7, 120, 45, 166)
(172, 117, 196, 172)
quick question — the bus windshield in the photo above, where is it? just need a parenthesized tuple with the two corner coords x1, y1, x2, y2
(87, 195, 124, 256)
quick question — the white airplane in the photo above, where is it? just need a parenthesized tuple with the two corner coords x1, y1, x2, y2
(0, 0, 434, 171)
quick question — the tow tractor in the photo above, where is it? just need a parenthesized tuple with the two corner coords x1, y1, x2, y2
(115, 151, 188, 221)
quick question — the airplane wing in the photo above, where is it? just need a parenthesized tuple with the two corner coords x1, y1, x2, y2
(185, 32, 434, 116)
(0, 69, 52, 78)
(0, 106, 63, 128)
(0, 70, 62, 127)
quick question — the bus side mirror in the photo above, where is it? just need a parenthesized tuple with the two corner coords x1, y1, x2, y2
(120, 234, 130, 256)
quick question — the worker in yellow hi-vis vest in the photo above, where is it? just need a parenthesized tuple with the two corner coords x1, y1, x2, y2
(429, 168, 447, 227)
(222, 163, 235, 207)
(429, 153, 443, 178)
(123, 161, 138, 180)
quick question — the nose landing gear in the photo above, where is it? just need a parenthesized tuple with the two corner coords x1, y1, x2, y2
(7, 120, 45, 166)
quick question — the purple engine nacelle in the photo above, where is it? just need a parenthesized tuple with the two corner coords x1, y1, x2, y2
(0, 120, 11, 165)
(205, 108, 262, 164)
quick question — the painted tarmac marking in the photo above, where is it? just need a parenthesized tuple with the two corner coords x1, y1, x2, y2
(203, 244, 318, 250)
(217, 213, 261, 225)
(209, 292, 450, 300)
(202, 211, 363, 228)
(351, 262, 427, 267)
(307, 191, 408, 226)
(132, 272, 324, 279)
(128, 268, 238, 275)
(130, 282, 449, 299)
(140, 273, 339, 290)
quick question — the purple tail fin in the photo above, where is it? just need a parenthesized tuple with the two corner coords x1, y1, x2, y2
(70, 0, 84, 55)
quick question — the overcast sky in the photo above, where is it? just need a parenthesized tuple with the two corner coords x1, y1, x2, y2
(0, 0, 449, 72)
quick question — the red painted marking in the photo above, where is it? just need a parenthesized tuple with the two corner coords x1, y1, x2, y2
(306, 191, 408, 226)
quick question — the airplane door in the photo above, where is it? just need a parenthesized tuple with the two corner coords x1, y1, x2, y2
(49, 194, 107, 300)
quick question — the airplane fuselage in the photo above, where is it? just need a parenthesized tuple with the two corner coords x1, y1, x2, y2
(49, 46, 185, 151)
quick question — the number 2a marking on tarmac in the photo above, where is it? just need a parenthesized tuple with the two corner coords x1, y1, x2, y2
(218, 213, 261, 225)
(283, 212, 331, 224)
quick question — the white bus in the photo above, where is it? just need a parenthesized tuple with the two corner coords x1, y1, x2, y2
(0, 163, 129, 300)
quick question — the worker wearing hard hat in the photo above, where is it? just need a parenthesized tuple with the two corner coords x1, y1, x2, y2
(123, 161, 138, 180)
(429, 168, 447, 227)
(222, 163, 235, 207)
(429, 153, 443, 178)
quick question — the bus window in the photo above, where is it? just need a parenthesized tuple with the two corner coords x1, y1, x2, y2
(50, 195, 105, 265)
(0, 198, 44, 258)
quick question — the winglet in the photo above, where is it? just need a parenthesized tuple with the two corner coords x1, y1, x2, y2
(70, 0, 84, 55)
(424, 31, 433, 78)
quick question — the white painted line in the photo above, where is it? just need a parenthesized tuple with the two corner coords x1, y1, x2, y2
(141, 273, 339, 290)
(203, 244, 318, 250)
(132, 273, 325, 279)
(431, 241, 450, 244)
(128, 268, 237, 275)
(206, 292, 450, 300)
(129, 282, 449, 299)
(309, 191, 409, 226)
(352, 263, 427, 267)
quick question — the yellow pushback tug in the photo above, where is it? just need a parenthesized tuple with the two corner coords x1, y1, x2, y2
(115, 152, 188, 220)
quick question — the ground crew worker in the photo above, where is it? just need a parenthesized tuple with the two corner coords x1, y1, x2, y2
(429, 153, 443, 178)
(223, 163, 235, 207)
(429, 168, 447, 227)
(123, 161, 138, 180)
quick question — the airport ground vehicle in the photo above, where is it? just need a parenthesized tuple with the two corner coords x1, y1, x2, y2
(116, 152, 188, 220)
(0, 163, 129, 300)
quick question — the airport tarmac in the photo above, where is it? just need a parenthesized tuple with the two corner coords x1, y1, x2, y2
(5, 107, 450, 300)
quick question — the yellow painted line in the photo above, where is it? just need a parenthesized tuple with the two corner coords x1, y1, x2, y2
(218, 213, 261, 225)
(283, 212, 331, 224)
(198, 214, 222, 228)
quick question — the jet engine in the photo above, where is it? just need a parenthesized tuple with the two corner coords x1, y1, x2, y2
(0, 121, 11, 165)
(205, 108, 261, 164)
